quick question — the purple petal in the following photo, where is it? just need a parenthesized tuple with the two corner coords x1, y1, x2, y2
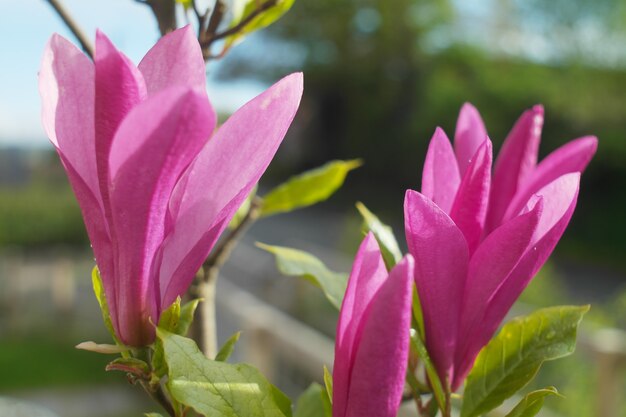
(486, 105, 544, 233)
(108, 87, 214, 346)
(449, 140, 492, 254)
(454, 173, 580, 387)
(343, 255, 414, 417)
(333, 233, 388, 417)
(454, 103, 488, 177)
(404, 190, 469, 385)
(94, 30, 147, 220)
(503, 136, 597, 224)
(157, 73, 303, 309)
(452, 198, 542, 390)
(421, 128, 461, 214)
(138, 25, 207, 95)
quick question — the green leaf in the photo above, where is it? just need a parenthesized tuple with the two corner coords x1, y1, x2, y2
(157, 329, 289, 417)
(323, 365, 333, 404)
(294, 383, 326, 417)
(504, 387, 561, 417)
(271, 384, 293, 417)
(355, 202, 402, 269)
(158, 297, 181, 333)
(177, 298, 200, 336)
(225, 0, 297, 48)
(260, 160, 361, 217)
(215, 331, 241, 362)
(256, 243, 347, 310)
(409, 329, 446, 413)
(229, 185, 258, 230)
(461, 305, 589, 417)
(91, 266, 122, 346)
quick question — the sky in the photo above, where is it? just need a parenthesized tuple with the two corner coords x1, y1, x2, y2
(0, 0, 267, 148)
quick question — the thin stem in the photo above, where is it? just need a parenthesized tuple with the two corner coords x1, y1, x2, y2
(141, 381, 177, 417)
(190, 196, 263, 356)
(44, 0, 94, 58)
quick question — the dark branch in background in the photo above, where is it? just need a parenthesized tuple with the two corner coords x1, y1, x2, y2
(44, 0, 94, 58)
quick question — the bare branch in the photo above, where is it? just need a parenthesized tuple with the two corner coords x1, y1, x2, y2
(44, 0, 94, 58)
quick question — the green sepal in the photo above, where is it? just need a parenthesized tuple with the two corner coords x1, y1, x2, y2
(323, 365, 333, 404)
(91, 266, 125, 349)
(226, 0, 297, 49)
(409, 328, 447, 413)
(257, 243, 347, 310)
(158, 297, 182, 333)
(105, 357, 150, 379)
(294, 383, 327, 417)
(215, 331, 241, 362)
(157, 328, 290, 417)
(461, 305, 589, 417)
(178, 298, 201, 337)
(260, 160, 362, 218)
(504, 387, 561, 417)
(355, 202, 402, 269)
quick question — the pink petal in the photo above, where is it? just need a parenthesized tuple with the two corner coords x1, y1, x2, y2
(449, 140, 493, 254)
(503, 136, 597, 224)
(454, 173, 580, 388)
(404, 190, 469, 385)
(333, 233, 388, 417)
(454, 103, 488, 177)
(343, 255, 414, 417)
(486, 105, 544, 233)
(108, 87, 214, 346)
(421, 127, 461, 214)
(157, 73, 304, 309)
(94, 30, 147, 219)
(452, 198, 542, 390)
(138, 25, 207, 95)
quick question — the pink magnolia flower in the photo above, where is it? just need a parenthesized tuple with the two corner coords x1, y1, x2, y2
(405, 104, 597, 390)
(333, 233, 413, 417)
(39, 26, 303, 346)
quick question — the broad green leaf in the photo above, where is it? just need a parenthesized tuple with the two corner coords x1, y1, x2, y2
(92, 266, 122, 346)
(504, 387, 561, 417)
(461, 305, 589, 417)
(157, 329, 289, 417)
(225, 0, 297, 48)
(106, 357, 150, 378)
(229, 185, 258, 230)
(215, 331, 241, 362)
(158, 297, 181, 333)
(260, 160, 362, 217)
(294, 383, 326, 417)
(257, 243, 347, 310)
(355, 202, 402, 269)
(75, 341, 127, 355)
(177, 298, 200, 336)
(323, 365, 333, 404)
(409, 329, 446, 413)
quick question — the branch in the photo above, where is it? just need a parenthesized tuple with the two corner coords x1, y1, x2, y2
(44, 0, 94, 58)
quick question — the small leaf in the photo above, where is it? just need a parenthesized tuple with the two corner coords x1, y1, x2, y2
(504, 387, 561, 417)
(157, 329, 289, 417)
(355, 202, 402, 269)
(257, 243, 347, 310)
(229, 185, 258, 230)
(145, 413, 164, 417)
(409, 329, 446, 413)
(106, 357, 150, 378)
(177, 298, 200, 336)
(75, 341, 127, 355)
(215, 331, 241, 362)
(271, 384, 293, 417)
(461, 305, 589, 417)
(294, 383, 326, 417)
(323, 365, 333, 404)
(158, 297, 181, 333)
(91, 266, 121, 346)
(260, 160, 361, 217)
(225, 0, 297, 48)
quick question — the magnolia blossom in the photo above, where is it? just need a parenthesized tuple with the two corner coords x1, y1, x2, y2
(39, 26, 303, 346)
(405, 104, 597, 390)
(333, 233, 413, 417)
